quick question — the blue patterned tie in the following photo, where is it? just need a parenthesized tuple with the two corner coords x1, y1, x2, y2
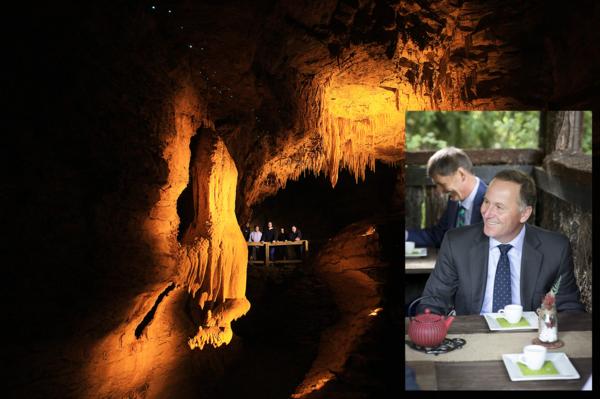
(493, 244, 513, 312)
(456, 205, 466, 227)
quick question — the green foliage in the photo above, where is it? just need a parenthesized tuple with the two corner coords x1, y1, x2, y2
(406, 111, 540, 150)
(582, 111, 592, 155)
(550, 274, 563, 296)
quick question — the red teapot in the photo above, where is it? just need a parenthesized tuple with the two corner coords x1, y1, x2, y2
(407, 296, 455, 348)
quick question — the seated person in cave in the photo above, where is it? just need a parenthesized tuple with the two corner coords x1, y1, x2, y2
(406, 147, 487, 248)
(287, 225, 303, 259)
(262, 221, 277, 260)
(248, 225, 262, 260)
(275, 227, 287, 261)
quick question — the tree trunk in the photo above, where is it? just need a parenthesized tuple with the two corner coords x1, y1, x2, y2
(542, 111, 583, 154)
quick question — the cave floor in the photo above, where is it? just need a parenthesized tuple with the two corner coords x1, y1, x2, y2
(223, 261, 397, 399)
(9, 230, 398, 399)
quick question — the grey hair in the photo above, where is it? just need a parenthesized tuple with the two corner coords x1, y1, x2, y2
(426, 147, 473, 178)
(492, 169, 537, 211)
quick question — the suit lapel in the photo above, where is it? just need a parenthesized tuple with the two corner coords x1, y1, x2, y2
(471, 180, 487, 224)
(521, 226, 543, 310)
(448, 200, 459, 228)
(469, 229, 489, 314)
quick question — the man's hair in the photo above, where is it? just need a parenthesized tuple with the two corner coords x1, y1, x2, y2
(426, 147, 473, 178)
(492, 169, 537, 210)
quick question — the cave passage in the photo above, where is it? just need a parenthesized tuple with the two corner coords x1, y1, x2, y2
(208, 161, 400, 397)
(251, 161, 398, 248)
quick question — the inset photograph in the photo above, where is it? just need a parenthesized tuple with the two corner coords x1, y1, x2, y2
(404, 111, 592, 391)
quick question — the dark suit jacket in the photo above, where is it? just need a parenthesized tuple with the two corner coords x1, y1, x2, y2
(262, 228, 276, 242)
(418, 223, 585, 315)
(289, 229, 302, 240)
(407, 179, 487, 248)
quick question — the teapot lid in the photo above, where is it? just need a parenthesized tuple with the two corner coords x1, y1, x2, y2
(415, 308, 442, 323)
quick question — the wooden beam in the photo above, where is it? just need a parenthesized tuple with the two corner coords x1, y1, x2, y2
(533, 167, 591, 212)
(405, 149, 543, 166)
(406, 164, 590, 211)
(406, 164, 534, 186)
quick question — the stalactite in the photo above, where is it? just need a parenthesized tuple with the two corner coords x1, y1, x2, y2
(317, 84, 403, 187)
(178, 129, 250, 350)
(245, 0, 524, 208)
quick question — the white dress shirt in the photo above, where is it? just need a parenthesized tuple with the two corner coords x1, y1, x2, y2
(249, 231, 262, 242)
(480, 224, 527, 314)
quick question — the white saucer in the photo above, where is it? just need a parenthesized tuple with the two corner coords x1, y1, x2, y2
(406, 247, 427, 258)
(502, 352, 580, 381)
(483, 311, 538, 331)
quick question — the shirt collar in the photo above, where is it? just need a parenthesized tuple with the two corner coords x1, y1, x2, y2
(459, 176, 480, 211)
(489, 223, 527, 253)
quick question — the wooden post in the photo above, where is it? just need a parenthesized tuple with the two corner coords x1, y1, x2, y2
(542, 111, 583, 154)
(265, 243, 270, 266)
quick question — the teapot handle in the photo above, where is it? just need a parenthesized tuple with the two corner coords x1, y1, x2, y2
(408, 295, 438, 318)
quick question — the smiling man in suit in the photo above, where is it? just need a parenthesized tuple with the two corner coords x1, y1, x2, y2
(418, 169, 584, 315)
(406, 147, 487, 248)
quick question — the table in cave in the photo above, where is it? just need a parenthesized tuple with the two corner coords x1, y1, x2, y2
(248, 240, 309, 266)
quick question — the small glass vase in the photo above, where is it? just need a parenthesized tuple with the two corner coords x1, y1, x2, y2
(537, 305, 558, 343)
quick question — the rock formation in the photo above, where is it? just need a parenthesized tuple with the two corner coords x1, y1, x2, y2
(179, 130, 251, 349)
(292, 221, 384, 397)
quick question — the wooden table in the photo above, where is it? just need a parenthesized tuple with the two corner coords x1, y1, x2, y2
(405, 312, 593, 390)
(405, 247, 437, 274)
(248, 240, 309, 266)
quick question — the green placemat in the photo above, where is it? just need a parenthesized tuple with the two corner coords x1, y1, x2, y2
(497, 317, 530, 328)
(517, 361, 559, 376)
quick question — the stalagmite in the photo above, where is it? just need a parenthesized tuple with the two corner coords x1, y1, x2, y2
(178, 129, 250, 350)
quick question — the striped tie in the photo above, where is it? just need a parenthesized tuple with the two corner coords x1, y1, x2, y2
(492, 244, 513, 313)
(456, 205, 466, 227)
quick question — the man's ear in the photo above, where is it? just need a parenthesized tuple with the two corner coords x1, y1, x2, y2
(519, 205, 533, 223)
(456, 167, 467, 181)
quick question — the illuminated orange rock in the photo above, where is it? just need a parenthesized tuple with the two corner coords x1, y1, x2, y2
(178, 129, 251, 350)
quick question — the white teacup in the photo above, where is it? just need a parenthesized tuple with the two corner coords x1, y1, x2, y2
(405, 241, 415, 253)
(498, 304, 523, 324)
(518, 344, 547, 370)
